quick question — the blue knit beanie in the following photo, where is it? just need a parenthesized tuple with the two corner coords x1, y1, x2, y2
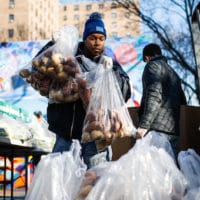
(83, 12, 107, 40)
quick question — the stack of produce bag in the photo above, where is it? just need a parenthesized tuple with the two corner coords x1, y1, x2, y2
(24, 131, 200, 200)
(79, 58, 136, 151)
(178, 149, 200, 200)
(77, 131, 188, 200)
(25, 140, 87, 200)
(27, 114, 56, 152)
(19, 25, 81, 103)
(0, 113, 33, 146)
(0, 113, 55, 151)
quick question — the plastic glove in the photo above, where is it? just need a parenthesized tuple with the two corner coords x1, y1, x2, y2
(99, 55, 113, 69)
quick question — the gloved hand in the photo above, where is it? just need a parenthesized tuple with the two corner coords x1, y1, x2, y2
(99, 55, 113, 69)
(136, 127, 148, 139)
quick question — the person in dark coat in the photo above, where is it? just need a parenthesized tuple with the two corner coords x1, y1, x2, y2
(136, 43, 187, 157)
(37, 12, 131, 168)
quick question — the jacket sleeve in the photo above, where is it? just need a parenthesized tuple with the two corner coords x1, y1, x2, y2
(112, 60, 131, 102)
(138, 62, 162, 129)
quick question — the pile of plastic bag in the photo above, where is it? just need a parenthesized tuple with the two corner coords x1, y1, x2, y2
(0, 113, 55, 152)
(25, 140, 86, 200)
(25, 131, 200, 200)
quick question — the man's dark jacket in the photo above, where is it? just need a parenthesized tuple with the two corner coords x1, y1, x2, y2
(38, 41, 131, 140)
(138, 56, 186, 136)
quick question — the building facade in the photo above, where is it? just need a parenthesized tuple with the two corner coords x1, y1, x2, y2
(0, 0, 59, 42)
(0, 0, 140, 42)
(59, 1, 140, 38)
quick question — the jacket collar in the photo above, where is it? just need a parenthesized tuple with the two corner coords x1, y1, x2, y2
(150, 55, 167, 62)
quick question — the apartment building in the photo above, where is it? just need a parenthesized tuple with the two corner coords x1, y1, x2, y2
(0, 0, 140, 42)
(0, 0, 59, 42)
(59, 1, 140, 38)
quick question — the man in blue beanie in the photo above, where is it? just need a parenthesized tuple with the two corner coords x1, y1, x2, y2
(34, 12, 131, 168)
(83, 12, 107, 40)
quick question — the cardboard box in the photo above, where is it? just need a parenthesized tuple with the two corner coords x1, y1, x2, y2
(179, 105, 200, 154)
(111, 105, 200, 160)
(111, 107, 138, 160)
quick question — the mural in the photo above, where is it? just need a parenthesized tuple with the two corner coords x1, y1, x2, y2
(0, 36, 151, 191)
(0, 156, 33, 196)
(0, 36, 151, 116)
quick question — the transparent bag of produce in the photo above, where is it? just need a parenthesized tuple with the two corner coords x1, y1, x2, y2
(25, 140, 86, 200)
(48, 76, 79, 102)
(79, 131, 187, 200)
(80, 59, 136, 149)
(76, 162, 111, 200)
(19, 25, 81, 99)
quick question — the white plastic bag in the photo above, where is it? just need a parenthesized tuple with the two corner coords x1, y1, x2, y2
(79, 132, 188, 200)
(178, 149, 200, 200)
(25, 140, 86, 200)
(81, 63, 136, 147)
(19, 25, 80, 101)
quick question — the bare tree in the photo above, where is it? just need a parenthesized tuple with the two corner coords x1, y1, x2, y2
(113, 0, 200, 104)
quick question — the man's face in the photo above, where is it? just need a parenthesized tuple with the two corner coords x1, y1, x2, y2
(84, 33, 106, 57)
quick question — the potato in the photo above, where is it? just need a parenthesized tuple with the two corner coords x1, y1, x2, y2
(85, 111, 96, 123)
(19, 69, 31, 78)
(71, 82, 78, 93)
(54, 63, 63, 73)
(103, 119, 111, 132)
(51, 53, 63, 66)
(91, 130, 104, 140)
(82, 132, 92, 142)
(34, 72, 45, 79)
(46, 67, 55, 76)
(78, 185, 93, 198)
(113, 121, 121, 132)
(104, 131, 112, 139)
(76, 77, 86, 88)
(63, 64, 80, 77)
(64, 94, 77, 102)
(56, 71, 68, 80)
(84, 121, 102, 132)
(32, 59, 40, 68)
(81, 171, 97, 187)
(26, 76, 32, 83)
(40, 66, 47, 73)
(41, 56, 50, 66)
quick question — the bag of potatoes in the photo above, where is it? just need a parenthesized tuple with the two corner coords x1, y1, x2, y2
(19, 25, 81, 100)
(81, 62, 136, 149)
(30, 25, 80, 81)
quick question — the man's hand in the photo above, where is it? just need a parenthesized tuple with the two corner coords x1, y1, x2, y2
(136, 127, 148, 139)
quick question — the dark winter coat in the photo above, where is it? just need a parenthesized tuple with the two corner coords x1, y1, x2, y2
(138, 56, 186, 136)
(45, 41, 131, 140)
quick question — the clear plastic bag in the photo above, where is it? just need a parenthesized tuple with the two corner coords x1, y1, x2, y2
(49, 77, 79, 102)
(81, 62, 136, 147)
(19, 25, 81, 101)
(79, 132, 188, 200)
(178, 149, 200, 191)
(25, 140, 87, 200)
